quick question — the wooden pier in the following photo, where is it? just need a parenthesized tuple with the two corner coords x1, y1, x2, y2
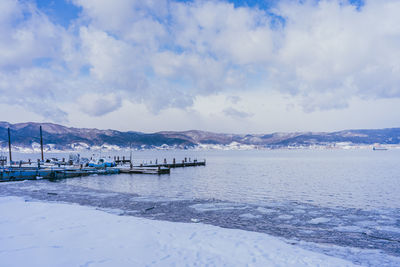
(117, 159, 206, 175)
(136, 158, 206, 169)
(0, 167, 119, 182)
(2, 125, 206, 181)
(119, 167, 171, 175)
(0, 158, 206, 182)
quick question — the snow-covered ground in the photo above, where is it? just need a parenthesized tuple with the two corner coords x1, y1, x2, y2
(0, 197, 355, 267)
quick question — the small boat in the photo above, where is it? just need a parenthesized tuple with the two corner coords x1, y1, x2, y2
(88, 157, 116, 168)
(373, 145, 388, 151)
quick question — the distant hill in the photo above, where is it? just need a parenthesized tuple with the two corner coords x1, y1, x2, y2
(0, 121, 399, 151)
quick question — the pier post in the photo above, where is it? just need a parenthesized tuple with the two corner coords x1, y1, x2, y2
(7, 128, 12, 164)
(122, 156, 125, 162)
(164, 158, 167, 164)
(155, 159, 158, 164)
(40, 126, 44, 162)
(185, 157, 187, 162)
(173, 158, 175, 165)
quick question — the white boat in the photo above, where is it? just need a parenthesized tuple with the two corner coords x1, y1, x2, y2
(88, 156, 116, 167)
(372, 144, 388, 151)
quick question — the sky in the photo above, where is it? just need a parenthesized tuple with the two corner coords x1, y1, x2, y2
(0, 0, 399, 134)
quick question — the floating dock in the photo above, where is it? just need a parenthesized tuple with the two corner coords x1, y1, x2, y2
(0, 159, 206, 182)
(1, 125, 205, 181)
(137, 159, 206, 168)
(119, 167, 171, 175)
(118, 159, 206, 175)
(0, 166, 119, 182)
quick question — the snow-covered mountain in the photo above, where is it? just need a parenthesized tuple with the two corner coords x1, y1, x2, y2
(1, 121, 399, 151)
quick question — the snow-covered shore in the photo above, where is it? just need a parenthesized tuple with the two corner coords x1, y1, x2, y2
(0, 197, 355, 267)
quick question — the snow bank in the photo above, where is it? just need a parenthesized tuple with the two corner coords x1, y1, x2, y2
(0, 197, 355, 267)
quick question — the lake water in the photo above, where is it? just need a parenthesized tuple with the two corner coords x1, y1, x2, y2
(64, 149, 400, 210)
(2, 149, 400, 266)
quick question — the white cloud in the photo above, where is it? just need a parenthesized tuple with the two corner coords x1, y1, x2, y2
(170, 1, 275, 64)
(0, 1, 66, 68)
(1, 0, 400, 131)
(273, 0, 400, 108)
(223, 107, 253, 118)
(78, 93, 122, 116)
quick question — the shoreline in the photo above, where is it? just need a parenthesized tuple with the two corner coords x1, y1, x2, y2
(0, 196, 356, 266)
(1, 144, 400, 154)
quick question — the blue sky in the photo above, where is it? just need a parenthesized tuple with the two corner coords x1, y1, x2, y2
(35, 0, 81, 27)
(33, 0, 365, 27)
(1, 0, 399, 133)
(34, 0, 280, 27)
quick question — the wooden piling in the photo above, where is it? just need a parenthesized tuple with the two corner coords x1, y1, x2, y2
(40, 126, 44, 162)
(7, 128, 12, 164)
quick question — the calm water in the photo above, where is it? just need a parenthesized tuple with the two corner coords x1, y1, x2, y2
(3, 149, 400, 266)
(55, 149, 400, 210)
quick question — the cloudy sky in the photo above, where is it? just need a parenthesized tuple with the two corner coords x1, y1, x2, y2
(1, 0, 400, 133)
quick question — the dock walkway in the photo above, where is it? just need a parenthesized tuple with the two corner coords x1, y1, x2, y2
(0, 159, 206, 182)
(136, 159, 206, 168)
(0, 167, 119, 182)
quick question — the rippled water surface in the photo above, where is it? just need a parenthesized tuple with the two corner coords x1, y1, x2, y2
(59, 149, 400, 210)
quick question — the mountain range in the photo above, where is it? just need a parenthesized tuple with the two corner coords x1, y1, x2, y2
(1, 121, 399, 151)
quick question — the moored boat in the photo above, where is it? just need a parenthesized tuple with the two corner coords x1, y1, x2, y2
(88, 156, 116, 168)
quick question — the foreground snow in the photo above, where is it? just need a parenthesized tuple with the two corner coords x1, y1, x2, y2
(0, 197, 355, 267)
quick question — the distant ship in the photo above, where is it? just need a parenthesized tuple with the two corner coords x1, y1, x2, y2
(372, 144, 388, 151)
